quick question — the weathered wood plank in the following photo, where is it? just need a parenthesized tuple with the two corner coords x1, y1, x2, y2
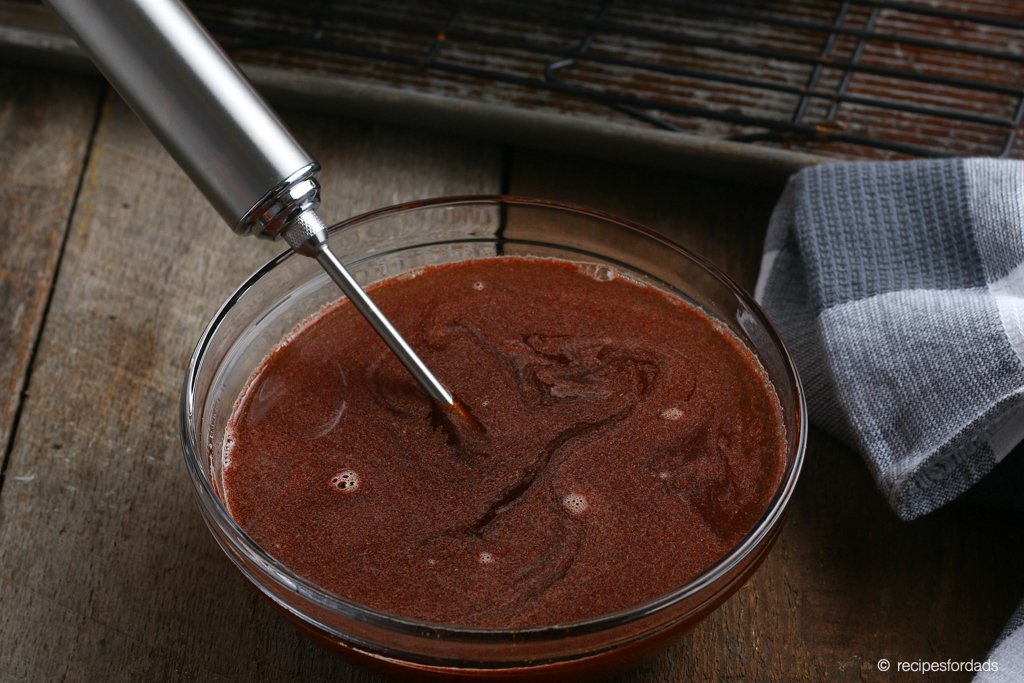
(0, 67, 100, 468)
(0, 94, 502, 682)
(509, 148, 1024, 683)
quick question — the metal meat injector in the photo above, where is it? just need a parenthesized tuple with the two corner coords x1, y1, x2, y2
(45, 0, 454, 407)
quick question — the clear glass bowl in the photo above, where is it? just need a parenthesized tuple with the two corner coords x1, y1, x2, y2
(180, 196, 806, 682)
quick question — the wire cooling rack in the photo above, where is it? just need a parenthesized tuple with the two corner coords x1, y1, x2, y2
(190, 0, 1024, 160)
(2, 0, 1022, 173)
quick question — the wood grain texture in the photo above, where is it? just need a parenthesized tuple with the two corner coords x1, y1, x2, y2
(0, 67, 100, 465)
(0, 94, 502, 682)
(509, 148, 1024, 683)
(2, 88, 1021, 683)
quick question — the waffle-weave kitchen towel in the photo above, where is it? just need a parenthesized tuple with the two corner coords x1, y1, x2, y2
(756, 158, 1024, 520)
(755, 158, 1024, 681)
(975, 606, 1024, 683)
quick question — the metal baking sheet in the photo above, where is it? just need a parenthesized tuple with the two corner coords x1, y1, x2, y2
(3, 0, 1022, 183)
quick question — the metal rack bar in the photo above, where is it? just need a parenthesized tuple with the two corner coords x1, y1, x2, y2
(792, 2, 849, 125)
(1000, 96, 1024, 157)
(826, 5, 880, 121)
(420, 7, 461, 67)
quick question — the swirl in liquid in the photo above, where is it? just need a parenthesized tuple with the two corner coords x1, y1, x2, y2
(225, 257, 786, 627)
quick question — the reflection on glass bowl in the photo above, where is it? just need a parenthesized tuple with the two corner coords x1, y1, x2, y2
(180, 196, 806, 682)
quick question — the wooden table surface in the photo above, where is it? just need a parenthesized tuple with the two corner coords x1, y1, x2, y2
(1, 66, 1022, 682)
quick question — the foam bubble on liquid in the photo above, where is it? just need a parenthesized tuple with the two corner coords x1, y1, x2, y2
(472, 281, 486, 291)
(479, 552, 495, 564)
(562, 493, 589, 515)
(330, 469, 360, 493)
(222, 432, 236, 471)
(578, 263, 615, 282)
(661, 407, 684, 421)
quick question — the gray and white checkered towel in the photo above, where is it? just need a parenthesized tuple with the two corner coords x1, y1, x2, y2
(755, 158, 1024, 681)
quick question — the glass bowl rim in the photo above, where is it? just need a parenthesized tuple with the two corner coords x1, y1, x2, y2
(180, 194, 807, 644)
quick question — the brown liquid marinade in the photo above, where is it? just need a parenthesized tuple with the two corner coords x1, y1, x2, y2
(224, 256, 786, 628)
